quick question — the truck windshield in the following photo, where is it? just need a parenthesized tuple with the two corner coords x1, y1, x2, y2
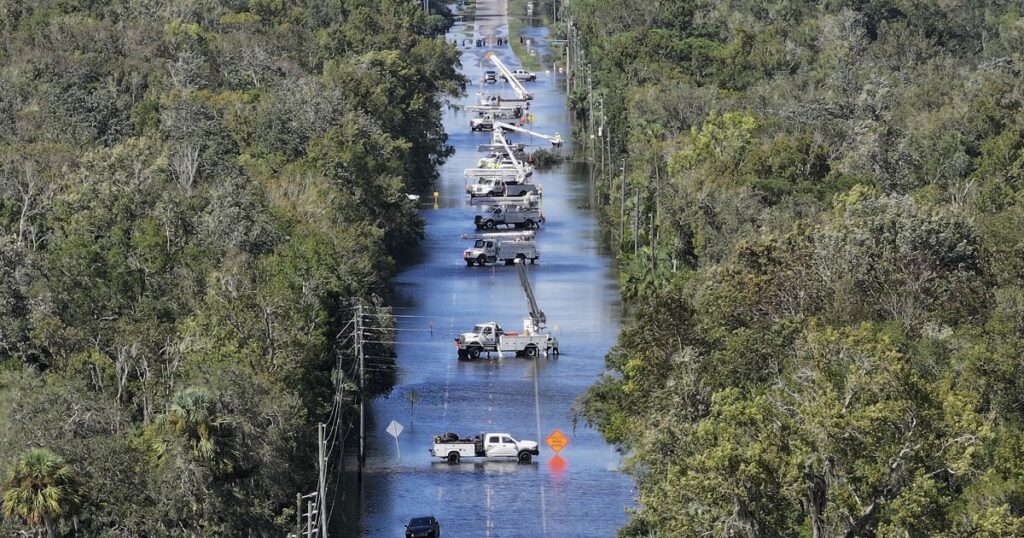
(473, 324, 487, 333)
(474, 240, 485, 248)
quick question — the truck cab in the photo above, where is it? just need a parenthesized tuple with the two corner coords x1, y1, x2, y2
(459, 321, 504, 349)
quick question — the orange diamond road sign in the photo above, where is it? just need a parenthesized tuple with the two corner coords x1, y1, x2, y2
(546, 429, 569, 453)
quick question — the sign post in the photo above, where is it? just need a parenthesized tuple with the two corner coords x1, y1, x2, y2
(386, 420, 404, 460)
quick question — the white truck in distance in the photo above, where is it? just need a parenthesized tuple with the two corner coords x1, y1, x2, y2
(501, 69, 537, 82)
(463, 233, 539, 266)
(431, 432, 540, 463)
(474, 205, 543, 229)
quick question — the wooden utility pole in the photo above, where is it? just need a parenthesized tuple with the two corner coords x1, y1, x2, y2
(356, 303, 365, 473)
(317, 423, 327, 538)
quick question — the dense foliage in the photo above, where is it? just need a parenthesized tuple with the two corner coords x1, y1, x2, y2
(0, 0, 463, 535)
(568, 1, 1024, 535)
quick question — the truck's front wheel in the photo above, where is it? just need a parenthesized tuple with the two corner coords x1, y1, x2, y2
(469, 347, 482, 360)
(484, 220, 495, 229)
(524, 345, 538, 358)
(518, 451, 533, 464)
(476, 255, 487, 266)
(447, 452, 461, 464)
(523, 219, 535, 229)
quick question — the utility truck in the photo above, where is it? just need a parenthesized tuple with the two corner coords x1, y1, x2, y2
(474, 205, 544, 229)
(470, 115, 495, 132)
(462, 231, 539, 266)
(466, 177, 539, 198)
(455, 261, 559, 359)
(430, 432, 540, 463)
(486, 54, 533, 100)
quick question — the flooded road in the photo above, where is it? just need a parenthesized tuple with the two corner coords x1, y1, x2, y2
(337, 2, 634, 536)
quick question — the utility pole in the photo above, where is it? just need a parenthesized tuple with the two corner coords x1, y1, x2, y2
(356, 303, 365, 473)
(317, 423, 327, 538)
(634, 187, 640, 256)
(300, 491, 319, 538)
(619, 159, 626, 255)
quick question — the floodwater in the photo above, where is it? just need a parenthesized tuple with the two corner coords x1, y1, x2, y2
(335, 3, 634, 536)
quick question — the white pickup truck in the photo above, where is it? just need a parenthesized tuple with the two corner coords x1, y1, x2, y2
(455, 321, 557, 359)
(501, 69, 537, 82)
(430, 431, 540, 463)
(474, 205, 543, 229)
(463, 235, 538, 266)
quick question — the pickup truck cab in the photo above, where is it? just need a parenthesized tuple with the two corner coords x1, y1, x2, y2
(431, 431, 540, 463)
(501, 69, 537, 82)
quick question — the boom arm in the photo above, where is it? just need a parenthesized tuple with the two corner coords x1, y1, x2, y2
(486, 54, 533, 101)
(516, 262, 546, 332)
(494, 121, 564, 147)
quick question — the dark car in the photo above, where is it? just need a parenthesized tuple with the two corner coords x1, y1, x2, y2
(483, 70, 497, 83)
(405, 516, 440, 538)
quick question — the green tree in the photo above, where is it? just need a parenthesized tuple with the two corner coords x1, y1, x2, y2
(2, 448, 81, 538)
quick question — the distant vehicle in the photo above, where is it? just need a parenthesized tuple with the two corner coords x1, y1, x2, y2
(431, 432, 540, 463)
(462, 233, 539, 266)
(483, 70, 498, 83)
(501, 68, 537, 82)
(470, 115, 494, 131)
(474, 205, 543, 229)
(405, 516, 440, 538)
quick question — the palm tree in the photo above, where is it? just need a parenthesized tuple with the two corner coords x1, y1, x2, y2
(159, 387, 238, 472)
(2, 448, 81, 538)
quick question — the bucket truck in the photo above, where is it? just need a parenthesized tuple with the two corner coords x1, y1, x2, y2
(455, 261, 559, 359)
(461, 231, 539, 266)
(486, 53, 533, 101)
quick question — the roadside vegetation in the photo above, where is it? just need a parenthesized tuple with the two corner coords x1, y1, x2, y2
(567, 1, 1024, 535)
(0, 0, 463, 535)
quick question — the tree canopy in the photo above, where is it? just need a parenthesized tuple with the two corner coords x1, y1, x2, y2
(0, 0, 463, 534)
(568, 0, 1024, 535)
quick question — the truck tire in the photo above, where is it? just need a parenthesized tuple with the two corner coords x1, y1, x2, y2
(469, 346, 482, 360)
(523, 219, 535, 229)
(518, 451, 533, 464)
(448, 451, 461, 464)
(524, 345, 538, 358)
(476, 255, 487, 266)
(484, 219, 495, 229)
